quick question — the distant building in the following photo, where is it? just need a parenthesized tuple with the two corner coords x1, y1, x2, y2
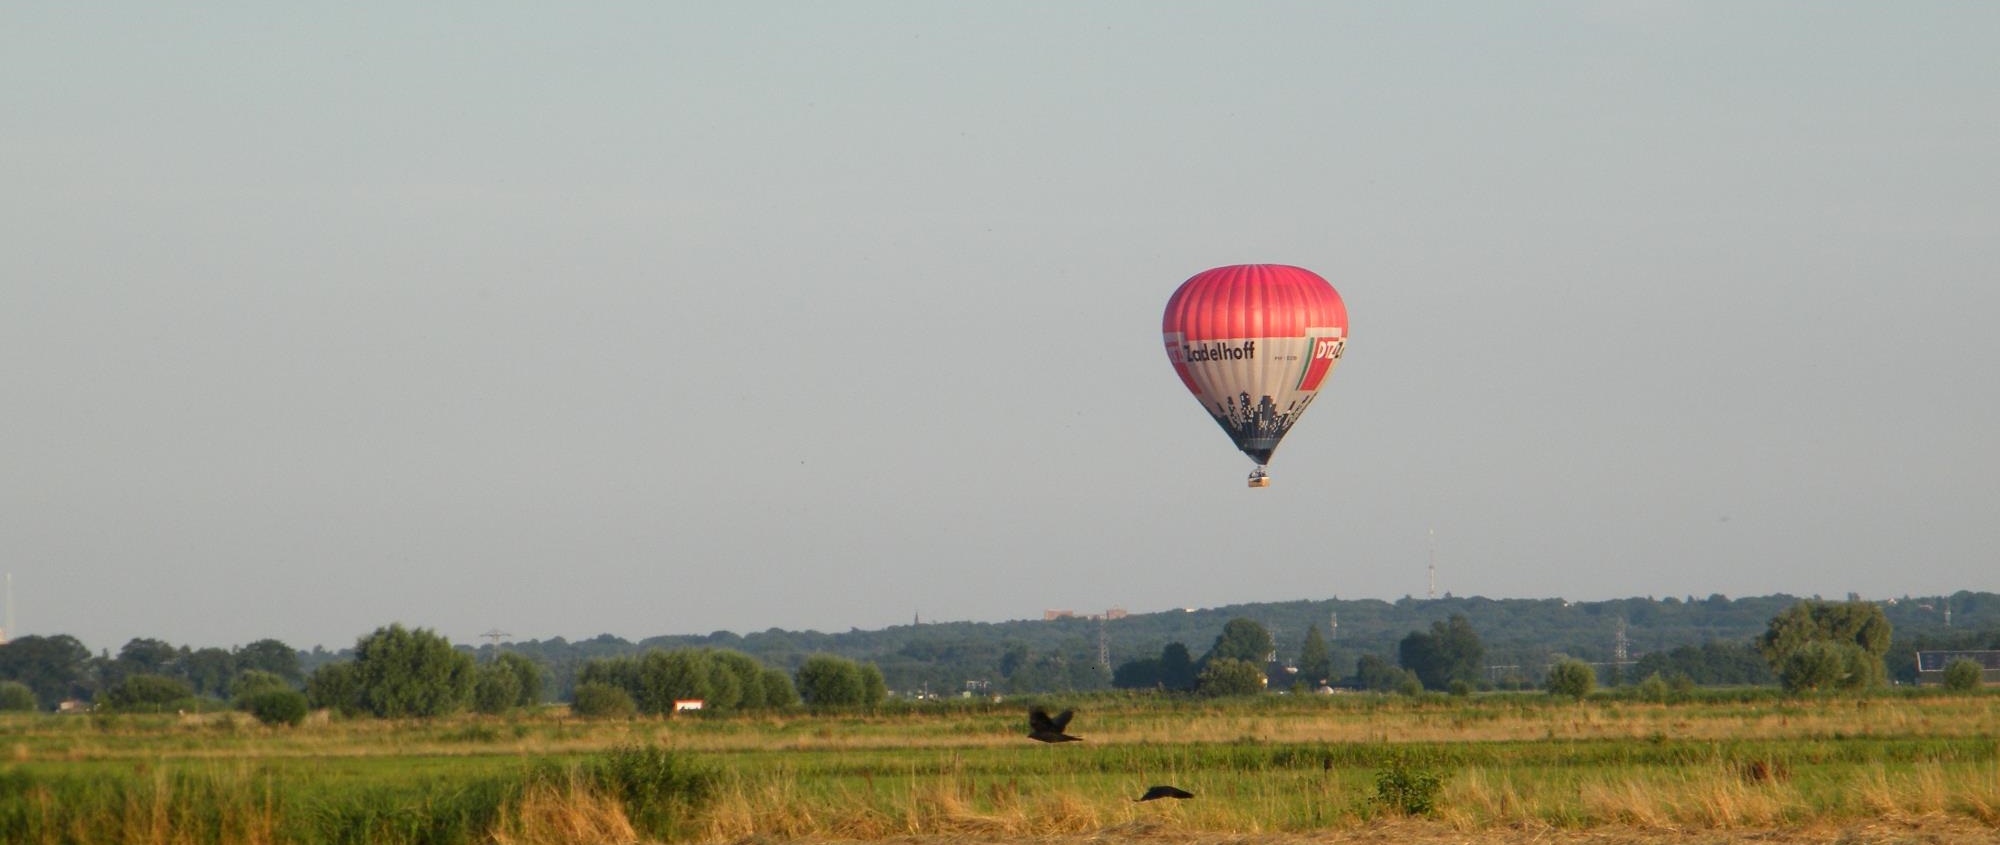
(1914, 650, 2000, 686)
(673, 699, 704, 712)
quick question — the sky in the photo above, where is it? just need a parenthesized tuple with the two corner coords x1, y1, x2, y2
(4, 3, 1996, 654)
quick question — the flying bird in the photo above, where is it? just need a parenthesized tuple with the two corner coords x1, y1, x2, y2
(1134, 785, 1195, 802)
(1026, 707, 1082, 743)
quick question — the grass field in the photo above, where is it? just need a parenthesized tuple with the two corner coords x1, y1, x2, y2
(2, 689, 1997, 844)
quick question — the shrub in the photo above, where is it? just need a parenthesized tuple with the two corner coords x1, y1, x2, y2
(571, 682, 637, 718)
(0, 681, 36, 712)
(241, 689, 310, 726)
(1943, 658, 1984, 692)
(1637, 672, 1670, 703)
(581, 746, 719, 840)
(1546, 659, 1596, 700)
(1373, 753, 1444, 816)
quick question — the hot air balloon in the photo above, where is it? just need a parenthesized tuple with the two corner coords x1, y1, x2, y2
(1162, 264, 1348, 487)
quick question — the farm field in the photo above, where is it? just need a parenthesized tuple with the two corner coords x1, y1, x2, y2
(2, 691, 1998, 844)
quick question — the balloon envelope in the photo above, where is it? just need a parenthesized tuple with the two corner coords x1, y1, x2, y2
(1162, 264, 1348, 466)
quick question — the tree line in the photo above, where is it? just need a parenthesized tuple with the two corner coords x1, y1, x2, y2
(3, 592, 1993, 717)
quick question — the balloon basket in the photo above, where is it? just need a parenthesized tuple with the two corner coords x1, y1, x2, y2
(1247, 468, 1271, 489)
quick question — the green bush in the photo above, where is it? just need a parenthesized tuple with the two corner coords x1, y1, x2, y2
(1546, 659, 1596, 700)
(0, 681, 36, 712)
(571, 682, 637, 718)
(1373, 753, 1445, 816)
(1943, 658, 1984, 692)
(240, 688, 309, 726)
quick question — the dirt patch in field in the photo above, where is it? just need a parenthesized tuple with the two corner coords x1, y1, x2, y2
(750, 815, 1999, 845)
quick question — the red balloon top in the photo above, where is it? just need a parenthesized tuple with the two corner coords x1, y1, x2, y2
(1161, 264, 1347, 342)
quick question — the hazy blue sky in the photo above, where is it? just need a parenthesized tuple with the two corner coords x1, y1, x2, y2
(5, 3, 1996, 653)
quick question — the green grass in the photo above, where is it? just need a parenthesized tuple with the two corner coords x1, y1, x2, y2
(0, 691, 1996, 843)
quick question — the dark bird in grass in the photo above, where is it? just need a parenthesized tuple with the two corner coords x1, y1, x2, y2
(1134, 785, 1195, 802)
(1026, 707, 1081, 743)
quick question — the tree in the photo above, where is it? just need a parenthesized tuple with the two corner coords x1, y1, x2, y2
(0, 681, 37, 711)
(1778, 641, 1847, 693)
(1758, 601, 1891, 692)
(102, 674, 194, 711)
(180, 647, 238, 698)
(637, 650, 713, 714)
(1195, 658, 1266, 697)
(494, 652, 543, 707)
(235, 639, 303, 684)
(1160, 642, 1196, 692)
(229, 669, 290, 701)
(760, 668, 799, 708)
(351, 624, 474, 718)
(1111, 656, 1162, 689)
(1943, 658, 1984, 692)
(796, 654, 874, 707)
(1205, 618, 1274, 665)
(0, 634, 93, 707)
(472, 663, 524, 714)
(1355, 653, 1412, 692)
(115, 638, 180, 677)
(306, 661, 363, 716)
(1545, 659, 1595, 700)
(860, 662, 887, 704)
(1297, 624, 1333, 685)
(710, 651, 767, 710)
(1399, 615, 1485, 691)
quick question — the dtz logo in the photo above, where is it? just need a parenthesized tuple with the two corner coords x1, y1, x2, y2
(1313, 339, 1346, 360)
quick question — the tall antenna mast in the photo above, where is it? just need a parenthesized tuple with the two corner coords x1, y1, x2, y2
(1426, 528, 1437, 600)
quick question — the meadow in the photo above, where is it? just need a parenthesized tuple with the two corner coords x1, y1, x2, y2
(2, 689, 1998, 844)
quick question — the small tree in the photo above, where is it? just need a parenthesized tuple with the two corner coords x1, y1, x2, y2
(1545, 659, 1595, 700)
(1195, 658, 1266, 697)
(1942, 658, 1984, 692)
